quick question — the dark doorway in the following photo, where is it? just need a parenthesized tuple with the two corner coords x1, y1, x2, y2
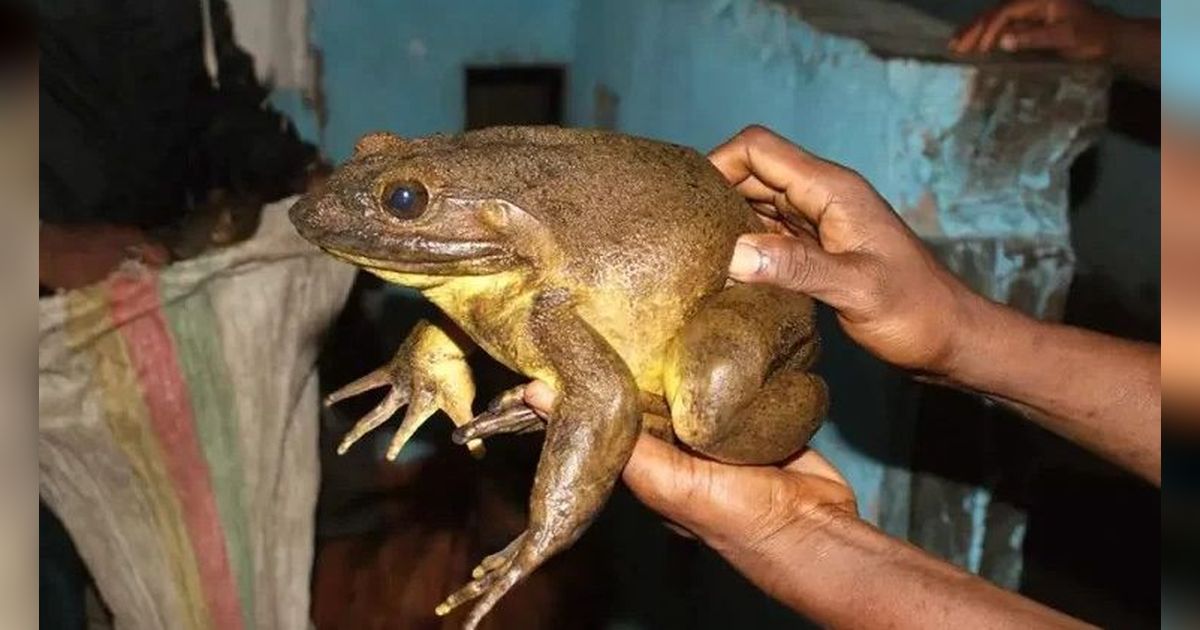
(464, 65, 565, 130)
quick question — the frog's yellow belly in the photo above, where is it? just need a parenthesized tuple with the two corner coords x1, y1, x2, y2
(421, 275, 680, 395)
(574, 295, 679, 395)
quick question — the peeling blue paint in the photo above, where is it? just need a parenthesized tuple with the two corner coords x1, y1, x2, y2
(1008, 521, 1027, 550)
(963, 487, 991, 573)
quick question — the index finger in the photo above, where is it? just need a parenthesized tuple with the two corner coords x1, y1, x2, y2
(707, 125, 860, 227)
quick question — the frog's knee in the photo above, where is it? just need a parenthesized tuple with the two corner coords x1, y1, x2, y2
(669, 367, 827, 464)
(667, 357, 751, 453)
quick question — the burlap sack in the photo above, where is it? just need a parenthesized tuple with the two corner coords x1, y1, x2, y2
(39, 200, 355, 630)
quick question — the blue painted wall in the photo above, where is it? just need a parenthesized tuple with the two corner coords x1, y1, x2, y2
(307, 0, 578, 162)
(569, 0, 890, 180)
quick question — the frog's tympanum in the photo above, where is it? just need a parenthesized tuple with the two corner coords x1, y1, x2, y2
(289, 126, 827, 628)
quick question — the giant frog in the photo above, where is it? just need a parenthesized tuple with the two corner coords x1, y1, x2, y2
(289, 126, 827, 628)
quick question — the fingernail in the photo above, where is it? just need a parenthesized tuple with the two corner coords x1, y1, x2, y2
(729, 240, 767, 278)
(999, 34, 1016, 51)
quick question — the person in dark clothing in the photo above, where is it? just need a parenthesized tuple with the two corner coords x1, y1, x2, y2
(38, 0, 324, 291)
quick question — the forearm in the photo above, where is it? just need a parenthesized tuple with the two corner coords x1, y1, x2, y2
(717, 510, 1089, 629)
(1110, 17, 1160, 87)
(947, 295, 1161, 484)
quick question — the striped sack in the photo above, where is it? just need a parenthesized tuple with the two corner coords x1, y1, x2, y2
(39, 201, 355, 630)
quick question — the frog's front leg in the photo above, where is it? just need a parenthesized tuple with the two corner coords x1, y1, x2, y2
(326, 319, 483, 459)
(436, 294, 641, 629)
(666, 282, 828, 464)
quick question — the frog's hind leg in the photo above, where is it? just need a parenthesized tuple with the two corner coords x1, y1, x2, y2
(665, 283, 827, 464)
(436, 296, 641, 630)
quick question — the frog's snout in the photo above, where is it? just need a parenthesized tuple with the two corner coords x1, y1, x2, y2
(288, 192, 342, 243)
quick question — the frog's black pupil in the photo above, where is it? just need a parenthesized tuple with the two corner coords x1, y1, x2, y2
(384, 182, 427, 219)
(389, 186, 415, 211)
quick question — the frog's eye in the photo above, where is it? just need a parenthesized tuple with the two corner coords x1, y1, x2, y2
(382, 181, 429, 220)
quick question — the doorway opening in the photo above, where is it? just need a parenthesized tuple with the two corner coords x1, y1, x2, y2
(464, 65, 565, 129)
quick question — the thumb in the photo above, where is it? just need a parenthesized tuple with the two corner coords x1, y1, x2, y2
(729, 233, 851, 305)
(522, 379, 556, 417)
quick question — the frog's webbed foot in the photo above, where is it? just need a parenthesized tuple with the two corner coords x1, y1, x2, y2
(326, 320, 484, 459)
(451, 384, 545, 445)
(435, 532, 528, 621)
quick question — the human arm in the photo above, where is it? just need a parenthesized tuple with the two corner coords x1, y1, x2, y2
(712, 125, 1161, 485)
(949, 0, 1160, 88)
(522, 383, 1089, 629)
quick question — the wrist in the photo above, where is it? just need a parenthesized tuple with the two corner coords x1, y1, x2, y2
(936, 289, 1018, 386)
(941, 292, 1054, 403)
(915, 280, 987, 381)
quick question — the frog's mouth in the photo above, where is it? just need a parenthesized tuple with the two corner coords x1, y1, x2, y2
(289, 192, 517, 277)
(322, 239, 515, 277)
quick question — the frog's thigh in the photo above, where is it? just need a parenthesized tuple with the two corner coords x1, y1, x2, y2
(665, 283, 827, 464)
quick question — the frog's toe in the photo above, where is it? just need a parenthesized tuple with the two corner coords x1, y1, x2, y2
(484, 383, 530, 413)
(470, 532, 526, 579)
(383, 388, 439, 460)
(437, 553, 529, 630)
(324, 366, 396, 407)
(335, 387, 408, 455)
(453, 383, 547, 444)
(434, 558, 512, 617)
(452, 406, 544, 445)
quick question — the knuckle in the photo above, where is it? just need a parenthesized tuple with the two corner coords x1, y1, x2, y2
(739, 124, 773, 141)
(845, 258, 888, 311)
(773, 241, 814, 290)
(828, 166, 871, 198)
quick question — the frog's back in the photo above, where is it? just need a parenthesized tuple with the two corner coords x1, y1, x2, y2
(455, 127, 760, 390)
(461, 126, 759, 304)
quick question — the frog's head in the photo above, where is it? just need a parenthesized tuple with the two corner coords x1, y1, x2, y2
(290, 131, 546, 284)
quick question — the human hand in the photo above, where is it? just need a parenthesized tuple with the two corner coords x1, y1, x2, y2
(712, 125, 981, 376)
(39, 223, 170, 290)
(948, 0, 1121, 60)
(523, 381, 856, 554)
